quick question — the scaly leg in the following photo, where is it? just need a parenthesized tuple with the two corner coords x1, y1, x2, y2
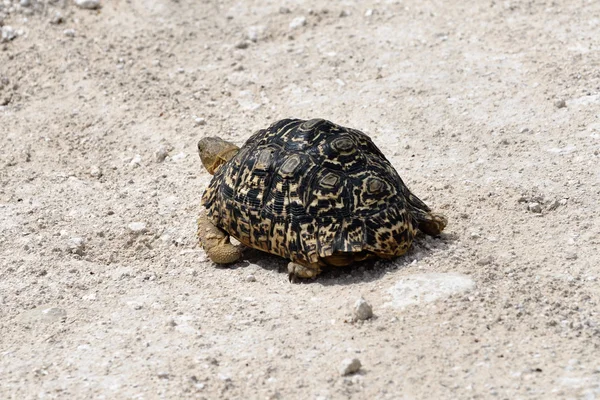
(287, 261, 322, 283)
(197, 211, 241, 264)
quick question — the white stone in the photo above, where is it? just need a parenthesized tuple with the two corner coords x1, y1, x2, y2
(89, 165, 102, 178)
(352, 297, 373, 321)
(289, 16, 306, 30)
(74, 0, 101, 9)
(68, 237, 85, 255)
(528, 202, 542, 213)
(171, 152, 187, 162)
(63, 29, 76, 37)
(1, 26, 16, 43)
(128, 222, 147, 234)
(130, 154, 142, 167)
(385, 273, 475, 309)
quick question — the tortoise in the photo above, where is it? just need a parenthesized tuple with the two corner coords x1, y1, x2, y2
(197, 118, 447, 280)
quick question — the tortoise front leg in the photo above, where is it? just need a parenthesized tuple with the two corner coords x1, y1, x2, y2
(197, 211, 241, 264)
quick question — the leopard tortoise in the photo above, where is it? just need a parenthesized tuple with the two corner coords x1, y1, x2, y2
(197, 118, 447, 280)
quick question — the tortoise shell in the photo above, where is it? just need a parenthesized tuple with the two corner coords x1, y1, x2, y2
(201, 118, 445, 267)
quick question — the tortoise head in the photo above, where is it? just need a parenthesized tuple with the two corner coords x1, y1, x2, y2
(197, 137, 240, 175)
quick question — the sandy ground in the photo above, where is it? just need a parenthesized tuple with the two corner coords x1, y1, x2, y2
(1, 0, 600, 398)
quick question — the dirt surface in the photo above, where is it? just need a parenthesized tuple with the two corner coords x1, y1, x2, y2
(1, 0, 599, 398)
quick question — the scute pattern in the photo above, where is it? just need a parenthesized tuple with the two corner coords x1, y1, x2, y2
(202, 118, 437, 267)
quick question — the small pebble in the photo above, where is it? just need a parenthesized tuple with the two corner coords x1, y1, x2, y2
(565, 253, 578, 261)
(20, 0, 31, 7)
(130, 154, 142, 167)
(1, 26, 16, 43)
(352, 297, 373, 321)
(519, 127, 530, 134)
(74, 0, 101, 10)
(554, 99, 567, 108)
(194, 116, 206, 126)
(279, 6, 291, 14)
(339, 358, 361, 376)
(50, 12, 65, 24)
(234, 41, 249, 49)
(128, 222, 147, 234)
(63, 29, 76, 37)
(289, 16, 306, 30)
(528, 202, 542, 213)
(155, 146, 169, 162)
(365, 9, 374, 17)
(339, 10, 350, 17)
(171, 152, 187, 162)
(245, 274, 256, 282)
(68, 237, 85, 256)
(89, 165, 102, 178)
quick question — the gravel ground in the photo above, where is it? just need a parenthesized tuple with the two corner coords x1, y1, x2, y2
(1, 0, 599, 399)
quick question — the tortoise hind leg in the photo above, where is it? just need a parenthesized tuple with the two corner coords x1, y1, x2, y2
(417, 211, 448, 236)
(197, 211, 241, 264)
(287, 261, 322, 282)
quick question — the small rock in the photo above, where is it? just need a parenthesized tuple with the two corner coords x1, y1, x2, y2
(130, 154, 142, 167)
(528, 202, 542, 213)
(554, 99, 567, 109)
(234, 40, 249, 49)
(194, 116, 206, 126)
(246, 25, 265, 42)
(352, 297, 373, 321)
(339, 10, 350, 17)
(365, 9, 374, 17)
(155, 147, 169, 162)
(63, 29, 75, 37)
(171, 152, 187, 162)
(74, 0, 101, 9)
(289, 16, 306, 30)
(339, 358, 361, 376)
(89, 165, 102, 178)
(279, 6, 291, 14)
(245, 274, 256, 282)
(128, 222, 147, 234)
(20, 0, 31, 7)
(1, 26, 16, 43)
(157, 372, 169, 379)
(50, 12, 65, 24)
(519, 127, 530, 134)
(68, 237, 85, 256)
(565, 253, 578, 261)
